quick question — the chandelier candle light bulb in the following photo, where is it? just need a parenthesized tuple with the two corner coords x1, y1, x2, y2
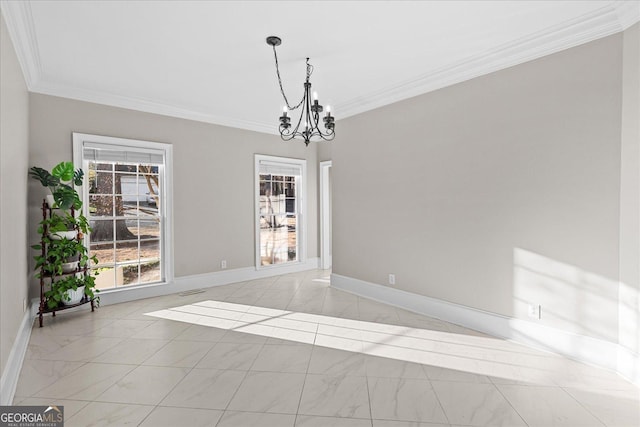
(266, 35, 335, 146)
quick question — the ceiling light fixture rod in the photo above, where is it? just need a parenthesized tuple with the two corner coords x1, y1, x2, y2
(266, 36, 335, 146)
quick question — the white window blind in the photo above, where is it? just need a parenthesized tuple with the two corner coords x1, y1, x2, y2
(83, 142, 164, 164)
(259, 160, 302, 177)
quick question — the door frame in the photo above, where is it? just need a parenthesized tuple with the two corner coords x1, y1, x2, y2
(319, 160, 332, 270)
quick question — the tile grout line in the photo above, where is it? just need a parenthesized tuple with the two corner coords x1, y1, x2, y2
(292, 319, 320, 426)
(558, 385, 609, 427)
(491, 381, 533, 427)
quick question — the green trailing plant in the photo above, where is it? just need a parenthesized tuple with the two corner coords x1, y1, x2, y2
(32, 237, 97, 278)
(43, 274, 99, 309)
(37, 212, 91, 236)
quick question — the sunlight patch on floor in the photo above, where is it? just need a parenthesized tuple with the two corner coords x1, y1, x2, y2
(144, 299, 601, 386)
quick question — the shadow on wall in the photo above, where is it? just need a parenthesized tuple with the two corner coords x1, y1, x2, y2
(512, 248, 621, 342)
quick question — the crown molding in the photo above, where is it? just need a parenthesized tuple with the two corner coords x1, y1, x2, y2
(31, 80, 278, 135)
(336, 1, 640, 119)
(0, 0, 41, 88)
(613, 0, 640, 30)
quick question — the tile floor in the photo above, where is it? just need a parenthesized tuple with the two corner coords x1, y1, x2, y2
(13, 269, 640, 427)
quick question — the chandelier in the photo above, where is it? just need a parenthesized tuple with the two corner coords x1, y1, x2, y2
(266, 36, 335, 146)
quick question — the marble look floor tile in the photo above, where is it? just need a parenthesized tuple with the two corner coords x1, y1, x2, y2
(34, 315, 115, 336)
(96, 365, 189, 405)
(160, 368, 246, 410)
(496, 384, 605, 427)
(25, 333, 83, 360)
(287, 299, 326, 314)
(365, 355, 428, 379)
(250, 344, 313, 373)
(431, 381, 526, 426)
(217, 411, 296, 427)
(307, 347, 366, 377)
(296, 415, 373, 426)
(14, 359, 84, 397)
(130, 318, 192, 340)
(358, 312, 401, 324)
(142, 340, 213, 367)
(299, 374, 370, 419)
(219, 329, 269, 344)
(88, 319, 156, 338)
(33, 362, 134, 400)
(562, 387, 640, 427)
(138, 406, 223, 427)
(422, 365, 491, 383)
(196, 342, 262, 370)
(39, 337, 123, 362)
(13, 269, 638, 427)
(368, 377, 447, 424)
(92, 338, 169, 365)
(227, 371, 306, 414)
(65, 401, 153, 427)
(172, 324, 227, 342)
(89, 301, 148, 319)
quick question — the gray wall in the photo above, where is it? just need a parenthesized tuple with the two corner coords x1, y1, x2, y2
(619, 23, 640, 359)
(333, 33, 625, 342)
(28, 94, 318, 296)
(0, 13, 30, 380)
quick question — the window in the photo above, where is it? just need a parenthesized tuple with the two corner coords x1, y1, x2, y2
(255, 155, 306, 268)
(73, 133, 173, 290)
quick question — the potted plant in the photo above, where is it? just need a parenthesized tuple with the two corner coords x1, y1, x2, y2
(31, 161, 99, 310)
(29, 162, 83, 210)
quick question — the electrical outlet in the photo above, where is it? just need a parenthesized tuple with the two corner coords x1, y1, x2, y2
(221, 260, 227, 269)
(388, 274, 396, 286)
(527, 304, 541, 319)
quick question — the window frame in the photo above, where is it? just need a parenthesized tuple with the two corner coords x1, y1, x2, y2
(254, 154, 307, 270)
(72, 132, 174, 290)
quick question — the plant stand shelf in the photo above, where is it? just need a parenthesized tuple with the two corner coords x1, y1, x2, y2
(37, 199, 96, 327)
(38, 297, 96, 327)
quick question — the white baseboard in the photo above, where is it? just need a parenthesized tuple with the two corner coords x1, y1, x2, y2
(91, 258, 320, 306)
(331, 273, 638, 386)
(0, 303, 33, 405)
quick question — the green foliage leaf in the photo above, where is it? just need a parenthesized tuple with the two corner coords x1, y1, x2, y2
(51, 162, 75, 181)
(53, 184, 77, 210)
(29, 167, 60, 188)
(73, 169, 84, 186)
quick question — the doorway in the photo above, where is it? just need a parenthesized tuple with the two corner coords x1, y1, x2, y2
(320, 161, 332, 270)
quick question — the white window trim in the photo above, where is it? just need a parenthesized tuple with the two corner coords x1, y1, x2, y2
(72, 132, 174, 290)
(254, 154, 307, 270)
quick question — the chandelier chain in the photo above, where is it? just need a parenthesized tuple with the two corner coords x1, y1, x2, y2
(271, 45, 311, 111)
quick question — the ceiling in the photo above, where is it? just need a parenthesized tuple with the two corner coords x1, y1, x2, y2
(2, 1, 638, 135)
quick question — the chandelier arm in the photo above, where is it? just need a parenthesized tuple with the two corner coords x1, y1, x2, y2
(272, 45, 305, 111)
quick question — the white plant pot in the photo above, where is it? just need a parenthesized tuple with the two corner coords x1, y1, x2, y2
(49, 230, 77, 240)
(62, 285, 85, 306)
(61, 261, 78, 273)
